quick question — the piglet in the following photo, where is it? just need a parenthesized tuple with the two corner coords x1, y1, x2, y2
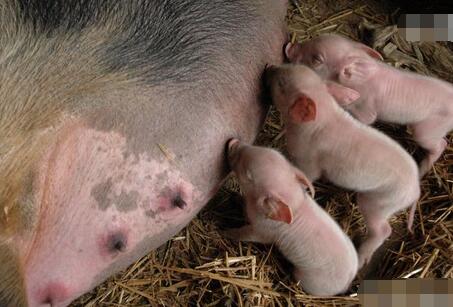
(265, 64, 420, 268)
(286, 33, 453, 176)
(225, 138, 358, 296)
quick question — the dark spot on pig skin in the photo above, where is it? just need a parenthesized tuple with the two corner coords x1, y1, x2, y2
(158, 187, 172, 200)
(91, 177, 113, 211)
(142, 199, 160, 220)
(122, 149, 131, 160)
(155, 171, 169, 183)
(172, 194, 187, 209)
(107, 232, 127, 253)
(91, 179, 139, 213)
(114, 190, 139, 212)
(113, 173, 125, 185)
(145, 209, 156, 218)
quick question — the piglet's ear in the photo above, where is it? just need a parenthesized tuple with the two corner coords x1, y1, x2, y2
(292, 166, 315, 198)
(261, 196, 293, 224)
(356, 42, 383, 61)
(326, 81, 360, 106)
(285, 42, 302, 62)
(339, 58, 377, 85)
(289, 95, 317, 123)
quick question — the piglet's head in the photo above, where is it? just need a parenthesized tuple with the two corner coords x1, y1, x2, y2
(226, 139, 314, 224)
(285, 34, 383, 80)
(227, 139, 293, 223)
(265, 64, 327, 124)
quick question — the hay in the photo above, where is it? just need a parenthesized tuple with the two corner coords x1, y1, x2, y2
(73, 1, 452, 306)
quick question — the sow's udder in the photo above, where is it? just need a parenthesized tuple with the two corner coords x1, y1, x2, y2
(24, 124, 202, 306)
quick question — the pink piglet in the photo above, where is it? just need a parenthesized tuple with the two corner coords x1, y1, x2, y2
(225, 138, 358, 295)
(265, 64, 420, 268)
(286, 34, 453, 176)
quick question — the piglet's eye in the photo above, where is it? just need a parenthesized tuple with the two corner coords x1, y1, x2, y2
(312, 54, 324, 66)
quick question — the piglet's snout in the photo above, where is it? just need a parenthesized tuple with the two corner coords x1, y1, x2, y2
(264, 65, 278, 85)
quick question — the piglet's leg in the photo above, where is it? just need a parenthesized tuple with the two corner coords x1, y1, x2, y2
(357, 194, 392, 269)
(419, 138, 447, 177)
(223, 225, 273, 244)
(411, 121, 448, 177)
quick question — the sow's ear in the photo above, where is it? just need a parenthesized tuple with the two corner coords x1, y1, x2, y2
(356, 42, 383, 61)
(289, 95, 317, 123)
(326, 81, 360, 106)
(260, 196, 293, 224)
(285, 42, 302, 62)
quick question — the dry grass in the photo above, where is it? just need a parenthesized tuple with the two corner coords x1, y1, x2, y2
(73, 1, 453, 306)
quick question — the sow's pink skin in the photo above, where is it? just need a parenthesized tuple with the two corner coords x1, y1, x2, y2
(285, 34, 453, 176)
(0, 1, 289, 305)
(265, 64, 420, 268)
(225, 139, 358, 296)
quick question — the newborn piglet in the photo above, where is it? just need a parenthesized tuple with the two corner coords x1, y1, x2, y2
(225, 139, 358, 296)
(265, 64, 420, 268)
(286, 34, 453, 176)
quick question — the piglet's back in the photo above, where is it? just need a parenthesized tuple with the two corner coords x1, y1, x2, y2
(319, 104, 419, 193)
(276, 196, 358, 296)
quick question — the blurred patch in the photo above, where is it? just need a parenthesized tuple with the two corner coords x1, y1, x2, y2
(398, 14, 453, 42)
(359, 279, 453, 307)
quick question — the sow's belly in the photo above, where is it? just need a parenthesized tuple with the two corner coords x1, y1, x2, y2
(24, 39, 286, 306)
(13, 1, 288, 305)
